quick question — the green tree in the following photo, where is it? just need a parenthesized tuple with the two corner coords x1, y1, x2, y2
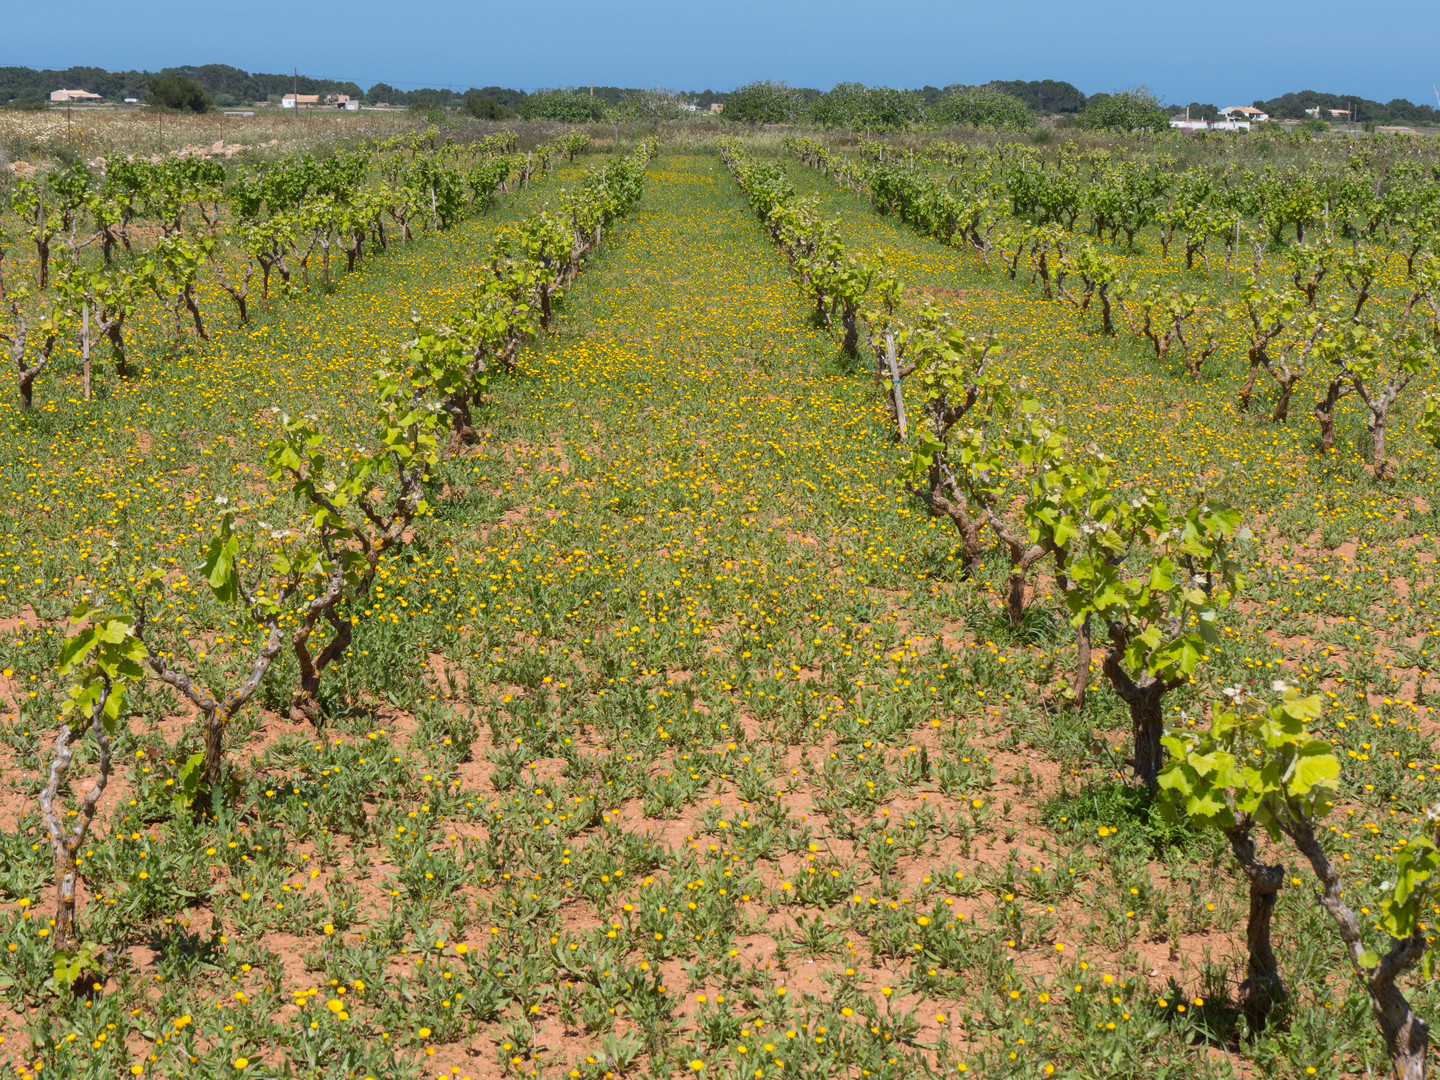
(723, 80, 802, 125)
(809, 83, 923, 131)
(612, 88, 689, 124)
(462, 95, 513, 120)
(1079, 87, 1169, 133)
(930, 85, 1034, 130)
(146, 75, 212, 113)
(7, 87, 46, 110)
(521, 89, 606, 123)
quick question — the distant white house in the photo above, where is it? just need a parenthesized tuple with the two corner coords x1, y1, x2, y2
(1304, 107, 1351, 119)
(50, 89, 102, 102)
(1170, 115, 1250, 133)
(281, 94, 320, 109)
(1222, 105, 1269, 121)
(324, 94, 360, 111)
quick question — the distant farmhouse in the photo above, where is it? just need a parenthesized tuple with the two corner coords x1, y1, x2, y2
(1169, 105, 1271, 133)
(282, 93, 359, 110)
(49, 89, 102, 103)
(1170, 106, 1257, 133)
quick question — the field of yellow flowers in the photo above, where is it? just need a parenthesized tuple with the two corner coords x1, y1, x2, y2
(2, 141, 1439, 1079)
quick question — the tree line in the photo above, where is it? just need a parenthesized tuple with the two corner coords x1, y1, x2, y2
(10, 64, 1440, 132)
(0, 64, 363, 109)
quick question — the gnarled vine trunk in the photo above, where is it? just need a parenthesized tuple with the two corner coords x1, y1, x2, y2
(1224, 819, 1286, 1030)
(39, 689, 114, 954)
(1100, 641, 1176, 788)
(1286, 819, 1429, 1080)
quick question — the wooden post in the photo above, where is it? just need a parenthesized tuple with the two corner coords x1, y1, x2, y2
(885, 333, 907, 441)
(82, 304, 90, 401)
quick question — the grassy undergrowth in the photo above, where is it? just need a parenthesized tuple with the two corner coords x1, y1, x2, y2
(0, 148, 1436, 1079)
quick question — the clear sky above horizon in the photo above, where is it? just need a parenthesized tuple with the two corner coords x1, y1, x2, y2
(5, 0, 1438, 106)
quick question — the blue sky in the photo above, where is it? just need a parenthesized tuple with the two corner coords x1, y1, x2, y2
(5, 0, 1438, 106)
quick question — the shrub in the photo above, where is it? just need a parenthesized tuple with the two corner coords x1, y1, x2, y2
(723, 80, 803, 125)
(809, 83, 923, 131)
(1079, 87, 1169, 133)
(521, 89, 606, 123)
(462, 95, 513, 121)
(146, 76, 212, 113)
(930, 86, 1035, 130)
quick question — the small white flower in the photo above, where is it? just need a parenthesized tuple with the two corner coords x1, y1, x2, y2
(214, 495, 229, 506)
(1271, 680, 1288, 693)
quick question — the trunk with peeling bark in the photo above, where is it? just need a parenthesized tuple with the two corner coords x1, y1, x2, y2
(287, 558, 359, 728)
(1286, 819, 1429, 1080)
(990, 513, 1047, 629)
(915, 475, 983, 573)
(138, 606, 283, 798)
(281, 451, 429, 723)
(1353, 375, 1409, 479)
(181, 285, 207, 340)
(443, 393, 477, 455)
(1224, 819, 1286, 1029)
(1271, 373, 1301, 423)
(839, 303, 859, 358)
(106, 320, 129, 379)
(1100, 637, 1178, 788)
(1313, 378, 1349, 453)
(217, 264, 253, 325)
(291, 609, 353, 727)
(39, 687, 114, 954)
(36, 238, 51, 291)
(1237, 351, 1265, 412)
(1370, 416, 1389, 476)
(4, 303, 61, 410)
